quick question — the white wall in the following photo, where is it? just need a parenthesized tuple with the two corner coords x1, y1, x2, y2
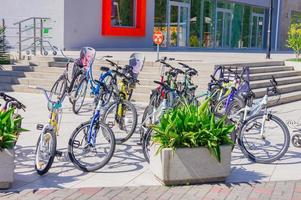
(0, 0, 64, 50)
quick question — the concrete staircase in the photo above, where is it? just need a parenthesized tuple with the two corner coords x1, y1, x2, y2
(221, 61, 301, 106)
(1, 57, 301, 105)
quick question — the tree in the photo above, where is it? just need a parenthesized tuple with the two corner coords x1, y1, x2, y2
(0, 24, 9, 64)
(287, 23, 301, 60)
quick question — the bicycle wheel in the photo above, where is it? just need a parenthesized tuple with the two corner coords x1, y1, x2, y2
(48, 76, 67, 111)
(72, 78, 88, 114)
(142, 128, 153, 163)
(35, 130, 57, 175)
(68, 71, 83, 103)
(139, 105, 154, 144)
(102, 100, 137, 144)
(214, 95, 244, 116)
(68, 121, 115, 172)
(225, 98, 245, 124)
(238, 113, 290, 164)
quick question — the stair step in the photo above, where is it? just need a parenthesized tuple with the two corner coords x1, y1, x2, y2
(268, 91, 301, 107)
(254, 83, 301, 98)
(250, 71, 301, 81)
(251, 76, 301, 89)
(228, 66, 294, 74)
(216, 61, 285, 69)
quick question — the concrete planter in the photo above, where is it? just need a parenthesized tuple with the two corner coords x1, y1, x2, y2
(150, 145, 232, 185)
(285, 61, 301, 71)
(0, 149, 14, 189)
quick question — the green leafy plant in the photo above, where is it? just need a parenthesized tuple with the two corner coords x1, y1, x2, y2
(152, 98, 235, 162)
(0, 24, 10, 65)
(287, 23, 301, 59)
(0, 108, 26, 150)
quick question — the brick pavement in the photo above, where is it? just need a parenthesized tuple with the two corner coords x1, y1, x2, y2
(1, 180, 301, 200)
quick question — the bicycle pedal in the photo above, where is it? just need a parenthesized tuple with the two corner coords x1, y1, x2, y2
(36, 124, 44, 130)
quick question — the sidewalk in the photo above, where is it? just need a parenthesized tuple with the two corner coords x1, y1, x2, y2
(1, 180, 301, 200)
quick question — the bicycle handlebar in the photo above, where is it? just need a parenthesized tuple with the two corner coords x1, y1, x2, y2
(0, 92, 26, 110)
(28, 86, 54, 105)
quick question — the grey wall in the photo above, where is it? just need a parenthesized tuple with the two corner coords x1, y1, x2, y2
(64, 0, 155, 50)
(0, 0, 64, 49)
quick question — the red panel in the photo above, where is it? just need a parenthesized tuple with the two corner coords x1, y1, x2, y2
(101, 0, 146, 37)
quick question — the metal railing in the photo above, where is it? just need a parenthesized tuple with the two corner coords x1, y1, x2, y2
(13, 17, 50, 59)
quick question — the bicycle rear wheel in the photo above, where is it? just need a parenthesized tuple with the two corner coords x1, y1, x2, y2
(102, 100, 137, 144)
(238, 113, 290, 164)
(35, 130, 57, 175)
(68, 121, 115, 172)
(72, 78, 88, 114)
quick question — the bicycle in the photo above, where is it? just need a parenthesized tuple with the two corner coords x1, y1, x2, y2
(72, 51, 114, 114)
(227, 77, 290, 164)
(68, 76, 116, 172)
(31, 86, 66, 175)
(141, 81, 182, 162)
(101, 67, 138, 144)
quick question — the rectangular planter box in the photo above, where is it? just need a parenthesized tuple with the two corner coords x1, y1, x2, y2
(150, 145, 232, 185)
(0, 149, 14, 189)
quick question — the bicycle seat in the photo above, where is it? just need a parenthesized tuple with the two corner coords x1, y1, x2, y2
(100, 66, 110, 72)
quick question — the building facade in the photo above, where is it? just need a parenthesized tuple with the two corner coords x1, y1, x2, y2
(1, 0, 301, 51)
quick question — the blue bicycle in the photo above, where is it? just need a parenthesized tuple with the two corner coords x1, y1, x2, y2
(68, 68, 116, 172)
(72, 52, 113, 114)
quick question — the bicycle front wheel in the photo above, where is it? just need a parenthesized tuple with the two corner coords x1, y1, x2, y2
(72, 78, 88, 114)
(238, 113, 290, 164)
(102, 100, 137, 144)
(68, 121, 115, 172)
(49, 76, 67, 111)
(35, 130, 57, 175)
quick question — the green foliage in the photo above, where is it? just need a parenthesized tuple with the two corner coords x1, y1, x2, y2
(287, 23, 301, 59)
(0, 25, 10, 64)
(190, 35, 199, 47)
(152, 98, 235, 162)
(0, 108, 26, 150)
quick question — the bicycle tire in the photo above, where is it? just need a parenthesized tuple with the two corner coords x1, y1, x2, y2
(34, 130, 57, 175)
(72, 78, 88, 114)
(68, 121, 115, 172)
(238, 113, 290, 164)
(68, 70, 83, 103)
(142, 128, 153, 163)
(102, 100, 137, 144)
(214, 95, 244, 116)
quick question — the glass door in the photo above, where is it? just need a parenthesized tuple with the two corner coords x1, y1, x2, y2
(250, 13, 264, 48)
(168, 1, 190, 47)
(216, 8, 233, 48)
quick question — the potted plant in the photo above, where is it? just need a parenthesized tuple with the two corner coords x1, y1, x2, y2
(149, 99, 235, 185)
(0, 108, 25, 189)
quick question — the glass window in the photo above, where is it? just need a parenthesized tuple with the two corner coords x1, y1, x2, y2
(154, 0, 167, 47)
(190, 0, 201, 47)
(202, 0, 214, 48)
(231, 4, 243, 48)
(291, 11, 301, 24)
(111, 0, 135, 27)
(241, 6, 251, 48)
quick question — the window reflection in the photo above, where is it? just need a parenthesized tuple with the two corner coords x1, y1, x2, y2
(111, 0, 135, 27)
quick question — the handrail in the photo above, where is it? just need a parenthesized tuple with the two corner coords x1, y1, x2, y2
(13, 17, 51, 59)
(13, 17, 50, 25)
